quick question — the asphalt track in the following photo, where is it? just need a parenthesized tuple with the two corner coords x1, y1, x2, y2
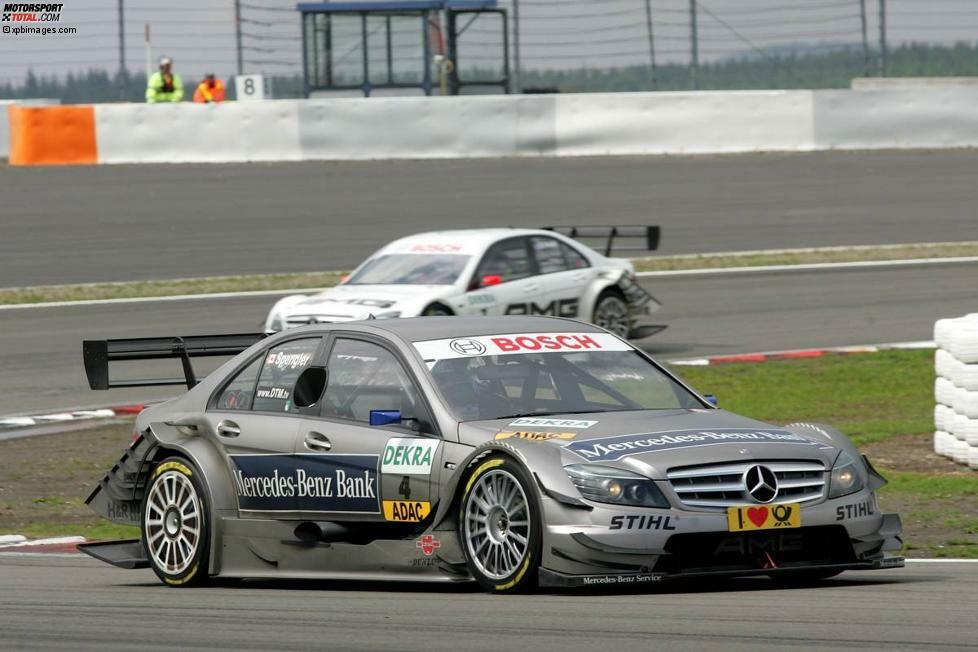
(0, 555, 973, 651)
(2, 150, 978, 287)
(0, 261, 974, 417)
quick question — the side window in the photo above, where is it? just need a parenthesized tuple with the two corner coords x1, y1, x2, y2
(561, 243, 590, 269)
(322, 339, 424, 426)
(531, 237, 569, 274)
(476, 237, 533, 283)
(215, 356, 263, 411)
(252, 338, 321, 413)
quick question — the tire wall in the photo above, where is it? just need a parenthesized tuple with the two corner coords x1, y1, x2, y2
(933, 314, 978, 470)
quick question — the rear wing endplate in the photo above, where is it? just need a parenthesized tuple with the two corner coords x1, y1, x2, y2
(544, 225, 660, 257)
(83, 333, 266, 391)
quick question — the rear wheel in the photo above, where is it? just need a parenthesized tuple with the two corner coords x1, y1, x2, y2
(459, 457, 542, 593)
(592, 290, 630, 339)
(142, 457, 210, 587)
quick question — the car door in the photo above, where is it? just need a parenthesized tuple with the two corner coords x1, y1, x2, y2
(523, 236, 595, 319)
(294, 336, 442, 524)
(465, 236, 542, 316)
(205, 335, 325, 517)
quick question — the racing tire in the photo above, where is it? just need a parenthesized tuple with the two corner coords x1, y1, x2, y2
(422, 303, 454, 317)
(767, 568, 843, 585)
(142, 457, 211, 587)
(459, 456, 543, 594)
(592, 290, 630, 339)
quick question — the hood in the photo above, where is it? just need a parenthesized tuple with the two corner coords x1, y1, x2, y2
(282, 284, 454, 322)
(459, 409, 839, 479)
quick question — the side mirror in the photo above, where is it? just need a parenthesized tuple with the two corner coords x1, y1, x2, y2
(704, 394, 718, 407)
(369, 409, 402, 426)
(479, 274, 503, 288)
(293, 367, 327, 408)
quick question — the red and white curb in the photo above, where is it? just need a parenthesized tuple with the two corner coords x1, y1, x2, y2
(0, 404, 145, 429)
(669, 340, 936, 367)
(0, 535, 86, 555)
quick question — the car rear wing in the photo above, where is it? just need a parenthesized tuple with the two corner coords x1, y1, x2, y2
(544, 225, 660, 257)
(83, 333, 266, 391)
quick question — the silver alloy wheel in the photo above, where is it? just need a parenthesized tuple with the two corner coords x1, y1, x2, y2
(463, 469, 531, 580)
(593, 294, 630, 338)
(145, 470, 202, 576)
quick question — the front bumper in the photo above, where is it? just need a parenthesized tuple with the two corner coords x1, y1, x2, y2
(538, 490, 903, 587)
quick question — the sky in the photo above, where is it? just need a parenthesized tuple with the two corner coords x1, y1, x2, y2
(1, 0, 977, 86)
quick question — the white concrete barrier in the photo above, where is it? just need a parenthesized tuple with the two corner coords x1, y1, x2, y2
(94, 101, 302, 164)
(813, 88, 978, 150)
(14, 87, 978, 164)
(297, 94, 557, 160)
(555, 90, 815, 156)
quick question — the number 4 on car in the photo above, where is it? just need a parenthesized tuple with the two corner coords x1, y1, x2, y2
(79, 316, 904, 592)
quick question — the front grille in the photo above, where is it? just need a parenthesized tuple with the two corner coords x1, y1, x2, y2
(667, 460, 826, 509)
(654, 525, 855, 574)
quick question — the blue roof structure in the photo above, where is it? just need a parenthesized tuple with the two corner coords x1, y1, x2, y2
(297, 1, 496, 12)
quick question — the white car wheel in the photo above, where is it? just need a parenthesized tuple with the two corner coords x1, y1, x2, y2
(593, 292, 630, 339)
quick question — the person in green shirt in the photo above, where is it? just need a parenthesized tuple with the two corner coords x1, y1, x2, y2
(146, 56, 184, 103)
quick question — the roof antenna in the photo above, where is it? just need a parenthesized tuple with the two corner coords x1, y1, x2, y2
(366, 313, 376, 320)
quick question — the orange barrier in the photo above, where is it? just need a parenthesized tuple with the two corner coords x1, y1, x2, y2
(8, 105, 97, 165)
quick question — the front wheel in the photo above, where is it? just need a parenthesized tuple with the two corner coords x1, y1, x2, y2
(421, 303, 454, 317)
(459, 456, 542, 593)
(142, 457, 210, 587)
(592, 290, 630, 339)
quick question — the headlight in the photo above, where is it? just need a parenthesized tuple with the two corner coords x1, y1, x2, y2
(372, 311, 402, 319)
(828, 451, 866, 499)
(565, 464, 669, 508)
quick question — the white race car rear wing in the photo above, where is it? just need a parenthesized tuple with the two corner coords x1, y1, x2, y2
(543, 225, 660, 257)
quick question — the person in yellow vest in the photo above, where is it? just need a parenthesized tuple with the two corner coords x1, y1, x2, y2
(145, 56, 184, 103)
(193, 74, 226, 103)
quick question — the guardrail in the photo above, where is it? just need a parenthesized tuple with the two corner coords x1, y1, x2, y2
(7, 87, 978, 165)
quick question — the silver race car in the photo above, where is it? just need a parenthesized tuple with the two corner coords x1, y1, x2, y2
(80, 317, 903, 592)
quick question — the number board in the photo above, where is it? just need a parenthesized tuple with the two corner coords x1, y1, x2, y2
(235, 74, 271, 101)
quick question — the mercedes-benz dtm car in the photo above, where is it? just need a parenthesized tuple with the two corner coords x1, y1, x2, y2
(264, 226, 664, 340)
(80, 316, 903, 592)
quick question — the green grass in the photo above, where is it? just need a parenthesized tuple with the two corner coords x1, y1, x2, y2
(631, 241, 978, 273)
(1, 242, 974, 305)
(670, 349, 935, 446)
(17, 522, 139, 541)
(882, 472, 978, 558)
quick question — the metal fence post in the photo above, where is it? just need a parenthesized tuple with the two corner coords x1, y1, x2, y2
(878, 0, 887, 77)
(512, 0, 522, 93)
(689, 0, 699, 90)
(859, 0, 870, 77)
(644, 0, 656, 90)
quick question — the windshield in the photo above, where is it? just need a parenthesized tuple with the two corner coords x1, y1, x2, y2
(417, 333, 702, 422)
(346, 254, 470, 286)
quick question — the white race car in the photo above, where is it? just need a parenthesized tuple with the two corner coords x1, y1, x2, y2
(265, 226, 664, 339)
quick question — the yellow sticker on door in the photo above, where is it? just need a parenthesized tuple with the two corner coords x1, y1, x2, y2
(383, 500, 431, 522)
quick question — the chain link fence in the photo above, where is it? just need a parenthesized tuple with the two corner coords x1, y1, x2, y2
(3, 0, 978, 100)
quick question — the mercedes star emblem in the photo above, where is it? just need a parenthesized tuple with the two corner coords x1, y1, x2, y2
(744, 465, 779, 503)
